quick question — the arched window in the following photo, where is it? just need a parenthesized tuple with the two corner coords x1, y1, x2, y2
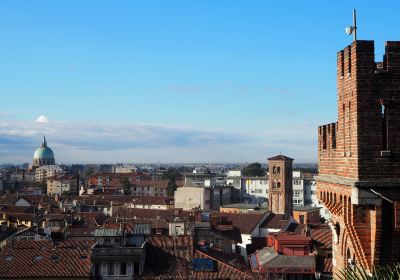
(277, 182, 281, 188)
(273, 166, 277, 174)
(277, 167, 281, 174)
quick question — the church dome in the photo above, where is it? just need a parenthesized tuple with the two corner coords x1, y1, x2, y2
(33, 136, 55, 167)
(34, 146, 54, 160)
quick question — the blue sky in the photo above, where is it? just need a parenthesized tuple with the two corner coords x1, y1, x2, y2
(1, 1, 399, 163)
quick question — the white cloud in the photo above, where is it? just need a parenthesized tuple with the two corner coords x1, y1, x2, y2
(0, 118, 317, 164)
(35, 115, 49, 123)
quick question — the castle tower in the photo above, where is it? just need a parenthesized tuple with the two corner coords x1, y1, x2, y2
(317, 40, 400, 275)
(267, 155, 294, 218)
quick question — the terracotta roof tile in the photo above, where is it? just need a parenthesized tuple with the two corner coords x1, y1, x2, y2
(310, 225, 332, 249)
(211, 212, 267, 234)
(0, 240, 95, 278)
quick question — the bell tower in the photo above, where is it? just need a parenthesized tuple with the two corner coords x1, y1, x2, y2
(267, 155, 294, 218)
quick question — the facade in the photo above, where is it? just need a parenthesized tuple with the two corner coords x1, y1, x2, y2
(131, 180, 168, 196)
(47, 176, 78, 195)
(293, 171, 305, 207)
(242, 176, 268, 204)
(174, 186, 211, 210)
(35, 165, 63, 182)
(317, 40, 400, 275)
(268, 155, 294, 218)
(91, 227, 147, 279)
(32, 136, 55, 167)
(292, 206, 321, 224)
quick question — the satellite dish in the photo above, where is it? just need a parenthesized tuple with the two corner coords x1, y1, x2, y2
(345, 26, 353, 35)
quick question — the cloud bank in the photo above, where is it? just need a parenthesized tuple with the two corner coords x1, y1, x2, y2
(0, 116, 317, 164)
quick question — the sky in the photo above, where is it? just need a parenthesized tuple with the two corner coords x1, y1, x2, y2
(1, 0, 399, 164)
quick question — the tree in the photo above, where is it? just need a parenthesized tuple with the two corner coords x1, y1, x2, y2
(161, 167, 181, 196)
(119, 176, 131, 195)
(242, 163, 265, 177)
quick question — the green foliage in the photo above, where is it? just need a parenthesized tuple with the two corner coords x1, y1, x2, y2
(242, 162, 265, 177)
(119, 176, 131, 195)
(338, 264, 400, 280)
(162, 167, 181, 196)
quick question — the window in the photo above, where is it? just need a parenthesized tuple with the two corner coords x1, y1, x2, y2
(381, 100, 388, 151)
(120, 263, 127, 275)
(134, 262, 140, 275)
(332, 124, 336, 149)
(94, 263, 101, 276)
(108, 263, 115, 275)
(277, 167, 280, 174)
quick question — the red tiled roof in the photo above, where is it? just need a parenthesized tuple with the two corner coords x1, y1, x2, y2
(310, 225, 332, 249)
(75, 195, 173, 206)
(0, 240, 95, 278)
(212, 212, 267, 235)
(273, 232, 312, 242)
(148, 235, 193, 261)
(259, 212, 289, 230)
(112, 207, 193, 223)
(65, 227, 97, 239)
(267, 155, 294, 161)
(192, 249, 253, 280)
(133, 180, 169, 188)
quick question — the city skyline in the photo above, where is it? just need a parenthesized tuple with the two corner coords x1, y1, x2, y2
(2, 1, 400, 163)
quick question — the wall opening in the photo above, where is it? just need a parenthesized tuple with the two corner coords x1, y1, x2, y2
(380, 199, 394, 265)
(381, 101, 388, 151)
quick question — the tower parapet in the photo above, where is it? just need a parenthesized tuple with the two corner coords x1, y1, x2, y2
(317, 40, 400, 276)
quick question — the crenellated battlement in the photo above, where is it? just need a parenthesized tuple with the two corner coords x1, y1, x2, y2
(317, 38, 400, 277)
(318, 122, 337, 152)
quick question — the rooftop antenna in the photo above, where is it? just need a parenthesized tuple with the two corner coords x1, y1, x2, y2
(345, 9, 357, 41)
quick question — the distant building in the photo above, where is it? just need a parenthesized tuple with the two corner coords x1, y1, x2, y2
(47, 176, 78, 195)
(32, 136, 55, 167)
(241, 176, 268, 204)
(292, 206, 321, 224)
(131, 180, 168, 196)
(35, 165, 63, 182)
(113, 164, 138, 174)
(91, 226, 148, 279)
(174, 186, 211, 210)
(268, 155, 294, 218)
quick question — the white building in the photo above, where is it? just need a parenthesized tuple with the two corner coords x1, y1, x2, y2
(47, 177, 78, 195)
(241, 177, 268, 203)
(114, 164, 138, 173)
(309, 177, 331, 220)
(292, 171, 305, 206)
(35, 165, 63, 182)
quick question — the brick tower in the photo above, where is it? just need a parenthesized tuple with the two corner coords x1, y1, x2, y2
(317, 40, 400, 275)
(268, 155, 294, 218)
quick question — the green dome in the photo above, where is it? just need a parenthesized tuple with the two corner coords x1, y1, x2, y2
(33, 136, 55, 162)
(33, 146, 55, 160)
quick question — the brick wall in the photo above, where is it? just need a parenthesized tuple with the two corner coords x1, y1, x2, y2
(318, 40, 400, 181)
(317, 40, 400, 276)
